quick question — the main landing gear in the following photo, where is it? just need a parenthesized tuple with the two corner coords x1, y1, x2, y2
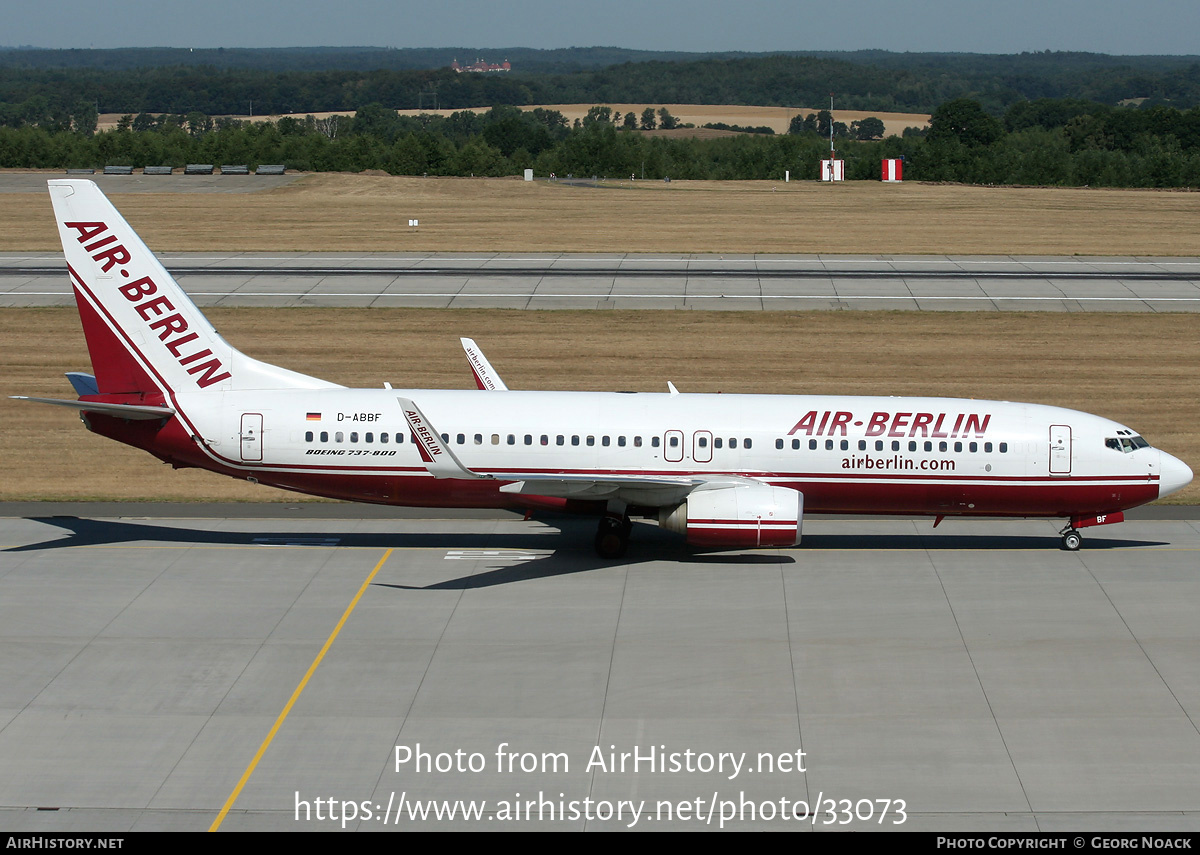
(1060, 524, 1082, 551)
(594, 500, 632, 559)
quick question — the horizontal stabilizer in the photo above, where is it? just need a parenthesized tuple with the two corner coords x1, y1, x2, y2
(11, 396, 176, 421)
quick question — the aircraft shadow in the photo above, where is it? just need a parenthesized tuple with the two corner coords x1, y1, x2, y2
(799, 533, 1168, 550)
(5, 518, 1167, 591)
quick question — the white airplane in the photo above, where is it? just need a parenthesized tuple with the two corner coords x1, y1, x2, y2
(14, 179, 1193, 558)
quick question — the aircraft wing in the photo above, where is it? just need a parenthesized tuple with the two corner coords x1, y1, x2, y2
(397, 395, 764, 505)
(495, 472, 769, 505)
(496, 472, 699, 504)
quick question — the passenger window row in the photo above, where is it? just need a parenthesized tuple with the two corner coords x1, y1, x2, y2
(775, 438, 1009, 454)
(306, 431, 407, 444)
(303, 430, 757, 450)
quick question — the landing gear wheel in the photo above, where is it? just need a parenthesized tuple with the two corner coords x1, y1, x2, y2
(594, 516, 631, 559)
(1061, 529, 1082, 551)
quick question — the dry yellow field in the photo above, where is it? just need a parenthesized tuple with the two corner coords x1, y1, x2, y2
(99, 104, 928, 136)
(400, 104, 930, 137)
(3, 308, 1198, 504)
(2, 172, 1200, 255)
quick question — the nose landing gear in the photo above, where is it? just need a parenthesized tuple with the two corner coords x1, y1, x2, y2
(1060, 525, 1082, 551)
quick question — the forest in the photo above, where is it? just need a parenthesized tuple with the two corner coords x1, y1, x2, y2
(3, 48, 1200, 116)
(3, 97, 1200, 187)
(4, 47, 1200, 186)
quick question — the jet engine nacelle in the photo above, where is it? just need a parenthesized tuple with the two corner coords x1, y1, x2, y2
(659, 485, 803, 548)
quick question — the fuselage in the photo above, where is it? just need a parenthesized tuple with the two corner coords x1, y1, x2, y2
(88, 388, 1189, 519)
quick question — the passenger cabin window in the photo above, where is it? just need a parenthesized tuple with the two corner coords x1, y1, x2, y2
(381, 432, 388, 444)
(350, 432, 358, 443)
(809, 440, 817, 451)
(634, 436, 643, 447)
(775, 439, 784, 450)
(793, 439, 801, 450)
(320, 431, 329, 442)
(305, 431, 314, 442)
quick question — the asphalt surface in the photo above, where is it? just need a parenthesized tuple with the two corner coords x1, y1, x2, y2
(2, 508, 1200, 831)
(5, 252, 1200, 311)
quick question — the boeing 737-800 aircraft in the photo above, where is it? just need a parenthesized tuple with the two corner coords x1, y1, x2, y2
(15, 180, 1193, 557)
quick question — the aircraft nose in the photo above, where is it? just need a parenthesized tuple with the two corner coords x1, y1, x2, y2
(1159, 451, 1194, 499)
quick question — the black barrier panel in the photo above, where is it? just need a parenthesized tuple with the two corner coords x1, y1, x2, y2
(220, 165, 249, 175)
(143, 166, 173, 175)
(255, 164, 286, 175)
(184, 164, 214, 175)
(65, 168, 95, 174)
(103, 165, 134, 175)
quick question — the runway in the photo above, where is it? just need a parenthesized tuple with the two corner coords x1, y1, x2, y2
(2, 505, 1199, 831)
(5, 252, 1200, 310)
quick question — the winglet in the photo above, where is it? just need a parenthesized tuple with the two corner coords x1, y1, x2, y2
(668, 381, 679, 395)
(460, 338, 509, 391)
(396, 396, 489, 480)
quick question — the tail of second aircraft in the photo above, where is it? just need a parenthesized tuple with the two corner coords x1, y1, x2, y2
(48, 179, 339, 398)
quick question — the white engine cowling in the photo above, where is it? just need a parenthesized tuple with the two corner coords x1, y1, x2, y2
(659, 485, 803, 548)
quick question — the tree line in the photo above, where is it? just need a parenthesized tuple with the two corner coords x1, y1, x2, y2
(3, 98, 1200, 187)
(4, 50, 1200, 120)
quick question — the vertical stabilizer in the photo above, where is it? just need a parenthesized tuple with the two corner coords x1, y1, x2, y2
(47, 180, 339, 395)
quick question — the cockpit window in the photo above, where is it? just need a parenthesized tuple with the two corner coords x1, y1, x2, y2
(1106, 435, 1150, 453)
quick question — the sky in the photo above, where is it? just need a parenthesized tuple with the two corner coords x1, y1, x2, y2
(8, 0, 1200, 55)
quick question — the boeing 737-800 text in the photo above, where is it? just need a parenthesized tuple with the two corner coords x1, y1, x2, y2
(14, 180, 1193, 557)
